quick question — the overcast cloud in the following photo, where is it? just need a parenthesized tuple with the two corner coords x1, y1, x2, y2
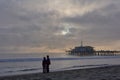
(0, 0, 120, 53)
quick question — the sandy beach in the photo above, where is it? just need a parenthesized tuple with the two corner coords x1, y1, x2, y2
(0, 65, 120, 80)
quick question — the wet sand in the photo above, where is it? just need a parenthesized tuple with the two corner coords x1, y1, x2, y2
(0, 65, 120, 80)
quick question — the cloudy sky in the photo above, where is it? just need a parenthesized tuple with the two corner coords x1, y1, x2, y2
(0, 0, 120, 53)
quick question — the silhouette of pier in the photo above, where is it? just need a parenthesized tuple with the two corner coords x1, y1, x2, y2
(66, 42, 120, 56)
(67, 50, 120, 56)
(95, 50, 120, 56)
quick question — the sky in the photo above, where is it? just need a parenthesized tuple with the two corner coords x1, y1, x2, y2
(0, 0, 120, 54)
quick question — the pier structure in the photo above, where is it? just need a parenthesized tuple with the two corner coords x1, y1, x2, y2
(67, 42, 120, 56)
(95, 50, 120, 56)
(67, 46, 95, 56)
(67, 41, 95, 56)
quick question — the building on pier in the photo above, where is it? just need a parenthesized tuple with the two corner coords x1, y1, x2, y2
(66, 41, 120, 56)
(67, 41, 95, 56)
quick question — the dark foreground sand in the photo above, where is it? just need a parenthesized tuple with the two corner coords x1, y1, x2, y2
(0, 65, 120, 80)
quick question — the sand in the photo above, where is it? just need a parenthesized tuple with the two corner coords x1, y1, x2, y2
(0, 65, 120, 80)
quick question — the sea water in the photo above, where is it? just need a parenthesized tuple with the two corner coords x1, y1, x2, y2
(0, 53, 120, 76)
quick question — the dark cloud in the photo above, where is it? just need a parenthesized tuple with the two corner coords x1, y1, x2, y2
(0, 0, 120, 53)
(63, 3, 120, 43)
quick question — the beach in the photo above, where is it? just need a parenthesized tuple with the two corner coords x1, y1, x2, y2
(0, 65, 120, 80)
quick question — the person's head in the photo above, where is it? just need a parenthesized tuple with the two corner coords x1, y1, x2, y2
(43, 57, 46, 60)
(47, 55, 49, 58)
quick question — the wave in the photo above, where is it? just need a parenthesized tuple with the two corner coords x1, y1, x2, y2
(60, 64, 109, 69)
(0, 56, 120, 62)
(0, 58, 42, 62)
(0, 64, 110, 74)
(0, 67, 42, 74)
(55, 64, 112, 71)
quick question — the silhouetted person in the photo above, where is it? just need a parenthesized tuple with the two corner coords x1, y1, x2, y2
(46, 55, 51, 73)
(42, 57, 47, 73)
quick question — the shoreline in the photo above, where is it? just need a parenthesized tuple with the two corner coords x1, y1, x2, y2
(0, 65, 120, 80)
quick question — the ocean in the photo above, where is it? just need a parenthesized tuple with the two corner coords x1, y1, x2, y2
(0, 53, 120, 76)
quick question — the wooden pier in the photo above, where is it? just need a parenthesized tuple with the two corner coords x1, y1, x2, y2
(95, 50, 120, 56)
(67, 50, 120, 56)
(67, 42, 120, 56)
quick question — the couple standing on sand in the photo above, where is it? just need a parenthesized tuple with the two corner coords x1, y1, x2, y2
(42, 55, 51, 73)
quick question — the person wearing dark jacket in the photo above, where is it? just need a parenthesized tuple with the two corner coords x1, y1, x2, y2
(46, 55, 51, 73)
(42, 57, 47, 73)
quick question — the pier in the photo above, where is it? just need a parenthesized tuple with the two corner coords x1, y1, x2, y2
(95, 50, 120, 56)
(67, 49, 120, 56)
(66, 42, 120, 56)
